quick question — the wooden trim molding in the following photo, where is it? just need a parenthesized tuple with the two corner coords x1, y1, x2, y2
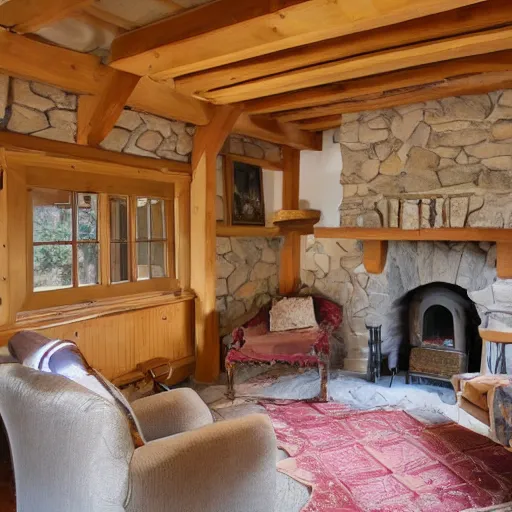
(479, 328, 512, 344)
(314, 227, 512, 242)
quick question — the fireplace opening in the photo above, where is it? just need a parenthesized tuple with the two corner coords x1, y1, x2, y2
(422, 305, 454, 349)
(390, 282, 482, 385)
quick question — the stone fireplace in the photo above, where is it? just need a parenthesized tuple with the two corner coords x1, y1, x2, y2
(301, 90, 512, 375)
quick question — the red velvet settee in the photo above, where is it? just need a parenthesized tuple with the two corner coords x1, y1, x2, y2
(225, 296, 342, 402)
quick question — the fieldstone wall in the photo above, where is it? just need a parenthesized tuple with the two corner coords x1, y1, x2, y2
(216, 237, 282, 334)
(101, 109, 194, 162)
(340, 91, 512, 229)
(301, 237, 504, 372)
(0, 74, 193, 162)
(0, 75, 78, 142)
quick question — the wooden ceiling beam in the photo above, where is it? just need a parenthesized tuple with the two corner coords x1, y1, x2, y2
(286, 70, 512, 118)
(245, 51, 512, 115)
(0, 0, 91, 33)
(293, 116, 341, 131)
(175, 0, 512, 96)
(201, 25, 512, 104)
(109, 0, 486, 78)
(0, 30, 214, 126)
(77, 72, 140, 146)
(233, 114, 321, 151)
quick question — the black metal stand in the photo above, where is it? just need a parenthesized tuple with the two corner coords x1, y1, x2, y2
(367, 324, 382, 383)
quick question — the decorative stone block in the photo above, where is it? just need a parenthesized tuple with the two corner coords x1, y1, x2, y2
(388, 199, 400, 228)
(8, 104, 49, 134)
(401, 200, 420, 230)
(0, 74, 9, 119)
(12, 78, 54, 111)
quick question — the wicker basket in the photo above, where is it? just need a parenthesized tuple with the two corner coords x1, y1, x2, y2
(409, 347, 467, 379)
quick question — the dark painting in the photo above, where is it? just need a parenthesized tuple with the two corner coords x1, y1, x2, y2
(231, 161, 265, 226)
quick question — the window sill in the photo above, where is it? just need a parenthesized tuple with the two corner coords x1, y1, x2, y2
(1, 290, 195, 336)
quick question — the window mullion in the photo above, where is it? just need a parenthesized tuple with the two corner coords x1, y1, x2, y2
(71, 192, 78, 288)
(129, 196, 137, 282)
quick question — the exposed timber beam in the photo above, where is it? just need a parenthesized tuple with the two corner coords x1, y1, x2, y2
(191, 106, 242, 382)
(287, 70, 512, 118)
(233, 113, 321, 151)
(0, 0, 91, 33)
(0, 30, 214, 126)
(279, 147, 301, 296)
(0, 131, 191, 176)
(175, 0, 512, 96)
(77, 72, 140, 146)
(109, 0, 486, 78)
(246, 51, 512, 116)
(293, 116, 341, 131)
(201, 25, 512, 105)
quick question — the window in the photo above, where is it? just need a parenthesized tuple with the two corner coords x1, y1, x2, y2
(32, 189, 173, 294)
(136, 198, 167, 280)
(32, 188, 99, 291)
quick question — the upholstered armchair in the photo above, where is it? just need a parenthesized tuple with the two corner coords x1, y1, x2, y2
(225, 296, 342, 402)
(0, 332, 277, 512)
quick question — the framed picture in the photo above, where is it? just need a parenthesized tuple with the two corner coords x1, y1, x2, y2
(228, 159, 265, 226)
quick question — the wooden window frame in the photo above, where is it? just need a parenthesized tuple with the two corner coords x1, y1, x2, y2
(31, 190, 100, 291)
(0, 158, 190, 320)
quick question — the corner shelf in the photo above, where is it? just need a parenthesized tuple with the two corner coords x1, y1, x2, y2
(216, 225, 281, 237)
(313, 227, 512, 277)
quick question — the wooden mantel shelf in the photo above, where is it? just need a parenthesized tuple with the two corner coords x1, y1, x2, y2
(314, 227, 512, 242)
(313, 227, 512, 277)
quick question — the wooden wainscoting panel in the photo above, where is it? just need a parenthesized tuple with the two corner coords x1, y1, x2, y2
(18, 299, 195, 380)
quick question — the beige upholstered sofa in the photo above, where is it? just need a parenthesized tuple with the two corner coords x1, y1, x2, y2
(0, 332, 277, 512)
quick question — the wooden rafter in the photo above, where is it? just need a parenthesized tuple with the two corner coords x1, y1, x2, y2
(77, 72, 140, 146)
(233, 113, 321, 151)
(201, 25, 512, 104)
(285, 70, 512, 117)
(109, 0, 486, 78)
(293, 116, 341, 132)
(0, 31, 318, 149)
(0, 0, 91, 33)
(246, 51, 512, 116)
(174, 0, 512, 96)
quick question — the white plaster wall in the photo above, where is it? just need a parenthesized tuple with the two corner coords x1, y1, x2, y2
(299, 129, 342, 227)
(263, 169, 283, 226)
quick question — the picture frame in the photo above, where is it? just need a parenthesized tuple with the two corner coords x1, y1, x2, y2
(227, 158, 266, 226)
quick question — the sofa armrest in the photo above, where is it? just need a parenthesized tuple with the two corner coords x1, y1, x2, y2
(131, 388, 213, 442)
(127, 414, 276, 512)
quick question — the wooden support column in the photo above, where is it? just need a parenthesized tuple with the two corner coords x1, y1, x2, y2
(0, 151, 27, 326)
(363, 240, 388, 274)
(191, 106, 241, 383)
(77, 71, 140, 147)
(497, 242, 512, 279)
(279, 146, 301, 295)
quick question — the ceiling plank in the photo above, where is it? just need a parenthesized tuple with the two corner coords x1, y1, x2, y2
(284, 70, 512, 118)
(245, 51, 512, 115)
(77, 72, 140, 146)
(174, 0, 512, 96)
(201, 25, 512, 104)
(109, 0, 487, 77)
(0, 30, 213, 126)
(293, 116, 341, 131)
(0, 0, 91, 33)
(233, 113, 321, 151)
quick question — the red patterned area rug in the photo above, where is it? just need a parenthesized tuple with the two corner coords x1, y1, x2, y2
(262, 401, 512, 512)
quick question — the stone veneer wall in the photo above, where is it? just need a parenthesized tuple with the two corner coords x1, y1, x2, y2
(301, 238, 510, 372)
(340, 91, 512, 229)
(216, 237, 281, 334)
(0, 74, 193, 163)
(300, 91, 512, 373)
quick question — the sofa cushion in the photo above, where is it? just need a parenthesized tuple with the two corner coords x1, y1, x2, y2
(241, 327, 320, 358)
(8, 331, 145, 447)
(269, 297, 317, 332)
